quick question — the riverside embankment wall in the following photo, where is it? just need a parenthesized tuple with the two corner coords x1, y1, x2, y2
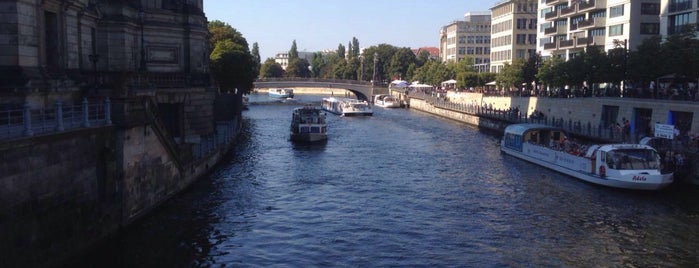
(445, 92, 699, 135)
(0, 112, 236, 268)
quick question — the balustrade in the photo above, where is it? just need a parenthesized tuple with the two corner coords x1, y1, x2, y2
(0, 98, 111, 140)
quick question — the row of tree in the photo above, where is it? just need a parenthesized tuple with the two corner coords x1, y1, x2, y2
(208, 20, 699, 95)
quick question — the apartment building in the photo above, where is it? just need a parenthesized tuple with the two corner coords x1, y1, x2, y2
(660, 0, 699, 36)
(537, 0, 661, 60)
(439, 12, 492, 72)
(274, 51, 315, 70)
(490, 0, 539, 73)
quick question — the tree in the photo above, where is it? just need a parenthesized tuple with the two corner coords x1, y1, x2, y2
(285, 58, 311, 78)
(259, 58, 284, 78)
(389, 47, 416, 80)
(337, 43, 346, 59)
(289, 40, 299, 60)
(496, 59, 526, 95)
(208, 21, 255, 94)
(536, 56, 566, 91)
(208, 20, 248, 52)
(351, 37, 360, 58)
(250, 42, 261, 79)
(627, 36, 662, 87)
(210, 39, 256, 93)
(310, 52, 325, 78)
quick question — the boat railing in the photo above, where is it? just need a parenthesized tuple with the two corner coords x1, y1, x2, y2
(417, 93, 625, 143)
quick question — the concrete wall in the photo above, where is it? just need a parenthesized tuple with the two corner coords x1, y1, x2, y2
(0, 120, 236, 267)
(446, 91, 699, 135)
(0, 127, 120, 268)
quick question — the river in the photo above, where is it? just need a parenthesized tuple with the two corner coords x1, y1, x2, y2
(72, 94, 699, 267)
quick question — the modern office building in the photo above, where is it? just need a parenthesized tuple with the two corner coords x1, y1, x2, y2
(490, 0, 538, 73)
(537, 0, 661, 60)
(660, 0, 699, 37)
(439, 12, 492, 72)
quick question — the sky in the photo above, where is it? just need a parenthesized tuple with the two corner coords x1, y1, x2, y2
(204, 0, 501, 60)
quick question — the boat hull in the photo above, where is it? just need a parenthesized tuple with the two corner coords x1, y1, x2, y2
(290, 133, 327, 143)
(501, 144, 673, 190)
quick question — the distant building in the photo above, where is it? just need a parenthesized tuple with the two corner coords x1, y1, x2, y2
(660, 0, 698, 37)
(412, 47, 440, 60)
(537, 0, 661, 60)
(274, 51, 315, 70)
(439, 12, 492, 72)
(490, 0, 538, 73)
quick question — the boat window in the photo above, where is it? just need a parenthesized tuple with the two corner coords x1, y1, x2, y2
(605, 149, 660, 170)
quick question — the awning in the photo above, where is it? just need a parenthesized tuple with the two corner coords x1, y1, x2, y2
(485, 81, 496, 86)
(441, 79, 457, 85)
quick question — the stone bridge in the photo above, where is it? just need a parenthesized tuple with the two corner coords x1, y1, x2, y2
(254, 78, 378, 101)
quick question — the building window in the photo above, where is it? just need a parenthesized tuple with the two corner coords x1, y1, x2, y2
(529, 19, 537, 29)
(670, 0, 692, 12)
(589, 28, 606, 36)
(669, 12, 692, 34)
(517, 18, 527, 29)
(516, 34, 527, 44)
(528, 34, 537, 45)
(458, 47, 466, 55)
(467, 47, 474, 55)
(590, 10, 606, 18)
(459, 36, 466, 44)
(641, 3, 660, 15)
(609, 5, 624, 18)
(476, 47, 483, 54)
(516, 49, 526, 59)
(640, 23, 659, 34)
(609, 24, 623, 36)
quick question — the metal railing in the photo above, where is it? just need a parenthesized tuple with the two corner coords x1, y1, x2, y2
(0, 98, 112, 140)
(410, 92, 628, 143)
(193, 118, 239, 160)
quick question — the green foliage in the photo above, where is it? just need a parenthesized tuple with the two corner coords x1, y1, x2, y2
(208, 21, 255, 94)
(210, 39, 256, 93)
(389, 47, 416, 80)
(496, 59, 526, 91)
(536, 56, 566, 88)
(289, 40, 298, 59)
(285, 58, 311, 78)
(351, 37, 360, 58)
(337, 43, 346, 59)
(259, 58, 284, 78)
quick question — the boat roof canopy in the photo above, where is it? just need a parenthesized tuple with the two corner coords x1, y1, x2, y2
(504, 123, 563, 136)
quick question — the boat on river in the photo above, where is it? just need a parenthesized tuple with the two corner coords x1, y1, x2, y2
(373, 94, 401, 108)
(500, 123, 673, 190)
(321, 97, 373, 116)
(290, 105, 327, 143)
(269, 88, 294, 98)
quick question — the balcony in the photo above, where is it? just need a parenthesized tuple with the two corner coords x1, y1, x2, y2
(545, 0, 567, 5)
(576, 37, 591, 46)
(578, 0, 606, 12)
(544, 25, 568, 35)
(576, 17, 606, 30)
(544, 10, 559, 20)
(559, 39, 575, 48)
(559, 6, 576, 17)
(544, 42, 557, 50)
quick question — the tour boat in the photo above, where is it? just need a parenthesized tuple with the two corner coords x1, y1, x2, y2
(321, 97, 373, 116)
(500, 123, 673, 190)
(269, 88, 294, 98)
(373, 94, 401, 108)
(290, 105, 327, 143)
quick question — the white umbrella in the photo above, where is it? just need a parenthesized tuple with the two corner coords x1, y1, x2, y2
(390, 80, 409, 88)
(441, 79, 457, 85)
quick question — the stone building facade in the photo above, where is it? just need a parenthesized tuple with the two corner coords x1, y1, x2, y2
(0, 0, 230, 144)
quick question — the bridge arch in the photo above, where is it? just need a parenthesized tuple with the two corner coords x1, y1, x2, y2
(254, 78, 375, 101)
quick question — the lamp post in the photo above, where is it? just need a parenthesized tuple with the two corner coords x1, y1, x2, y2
(372, 52, 378, 86)
(359, 55, 364, 81)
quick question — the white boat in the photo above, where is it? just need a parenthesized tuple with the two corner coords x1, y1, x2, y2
(269, 88, 294, 98)
(290, 105, 327, 143)
(321, 97, 373, 116)
(373, 94, 401, 108)
(500, 123, 673, 190)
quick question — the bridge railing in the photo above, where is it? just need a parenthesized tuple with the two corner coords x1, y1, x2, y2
(0, 98, 112, 141)
(256, 77, 386, 87)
